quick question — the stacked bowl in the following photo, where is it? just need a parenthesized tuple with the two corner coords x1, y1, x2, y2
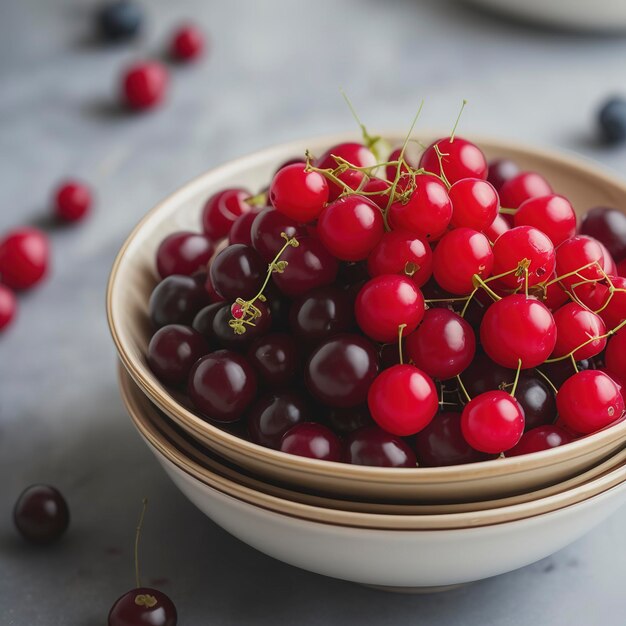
(107, 133, 626, 591)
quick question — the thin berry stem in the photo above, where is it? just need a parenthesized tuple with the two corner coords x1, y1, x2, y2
(472, 274, 502, 302)
(397, 324, 407, 365)
(510, 359, 522, 397)
(498, 207, 517, 215)
(534, 367, 559, 395)
(134, 498, 148, 589)
(457, 374, 472, 404)
(450, 99, 468, 143)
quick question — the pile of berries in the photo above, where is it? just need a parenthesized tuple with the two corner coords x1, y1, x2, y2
(145, 132, 626, 467)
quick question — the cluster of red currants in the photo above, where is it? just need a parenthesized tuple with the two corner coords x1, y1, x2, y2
(146, 131, 626, 468)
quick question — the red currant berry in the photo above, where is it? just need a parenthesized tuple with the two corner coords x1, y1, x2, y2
(492, 226, 556, 290)
(555, 235, 606, 290)
(432, 228, 494, 295)
(360, 176, 391, 209)
(542, 272, 569, 310)
(580, 206, 626, 263)
(487, 158, 520, 191)
(480, 294, 557, 369)
(0, 228, 49, 290)
(0, 284, 17, 331)
(461, 390, 525, 453)
(121, 61, 168, 110)
(317, 195, 384, 261)
(170, 24, 204, 61)
(13, 484, 69, 544)
(578, 276, 626, 330)
(108, 588, 177, 626)
(269, 163, 329, 222)
(606, 328, 626, 384)
(367, 230, 432, 288)
(419, 137, 488, 184)
(388, 175, 452, 240)
(552, 302, 607, 361)
(250, 208, 307, 262)
(355, 275, 425, 343)
(368, 364, 438, 436)
(385, 145, 421, 186)
(499, 172, 552, 209)
(156, 231, 214, 278)
(315, 142, 377, 200)
(228, 208, 261, 247)
(514, 195, 577, 246)
(484, 214, 511, 243)
(405, 308, 476, 380)
(280, 423, 342, 461)
(506, 425, 573, 457)
(54, 180, 91, 222)
(449, 178, 499, 231)
(557, 370, 624, 434)
(345, 425, 417, 467)
(202, 188, 251, 240)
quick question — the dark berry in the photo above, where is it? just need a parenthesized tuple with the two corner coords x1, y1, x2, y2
(13, 485, 69, 544)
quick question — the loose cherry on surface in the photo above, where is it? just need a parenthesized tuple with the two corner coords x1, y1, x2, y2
(315, 142, 377, 200)
(0, 284, 17, 331)
(368, 364, 438, 436)
(188, 350, 257, 422)
(556, 370, 624, 434)
(355, 274, 425, 343)
(149, 274, 211, 328)
(209, 244, 265, 301)
(480, 294, 556, 369)
(156, 231, 214, 279)
(506, 425, 574, 457)
(247, 332, 298, 388)
(54, 180, 92, 222)
(0, 228, 49, 290)
(498, 172, 553, 209)
(317, 195, 384, 261)
(121, 61, 168, 111)
(551, 302, 607, 361)
(269, 163, 329, 222)
(514, 195, 577, 246)
(280, 422, 343, 461)
(98, 0, 142, 41)
(461, 390, 525, 453)
(202, 188, 251, 240)
(344, 425, 417, 468)
(250, 208, 307, 263)
(432, 227, 494, 295)
(405, 308, 476, 380)
(170, 24, 205, 62)
(449, 178, 499, 231)
(487, 158, 520, 191)
(580, 206, 626, 262)
(419, 137, 488, 185)
(13, 484, 69, 544)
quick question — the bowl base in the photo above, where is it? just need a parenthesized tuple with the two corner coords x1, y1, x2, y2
(361, 582, 470, 594)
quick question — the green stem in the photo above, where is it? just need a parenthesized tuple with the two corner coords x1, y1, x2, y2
(134, 498, 148, 589)
(398, 324, 407, 365)
(510, 359, 522, 397)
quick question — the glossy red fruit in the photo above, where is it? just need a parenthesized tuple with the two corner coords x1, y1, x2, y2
(315, 142, 377, 200)
(606, 329, 626, 384)
(498, 172, 552, 209)
(388, 175, 452, 240)
(449, 178, 499, 231)
(555, 235, 606, 290)
(492, 226, 555, 290)
(405, 308, 476, 380)
(552, 302, 607, 360)
(618, 258, 626, 277)
(108, 588, 177, 626)
(156, 231, 214, 278)
(580, 206, 626, 263)
(360, 176, 391, 209)
(557, 370, 624, 434)
(432, 228, 494, 295)
(209, 244, 265, 301)
(367, 230, 432, 288)
(0, 228, 49, 290)
(355, 275, 425, 343)
(250, 208, 307, 262)
(121, 61, 168, 110)
(484, 214, 511, 243)
(170, 24, 204, 61)
(599, 240, 618, 276)
(54, 180, 91, 222)
(577, 276, 626, 330)
(542, 272, 569, 310)
(13, 484, 70, 544)
(385, 145, 421, 186)
(202, 188, 251, 240)
(0, 284, 17, 331)
(480, 295, 557, 369)
(247, 333, 298, 388)
(514, 195, 576, 246)
(280, 423, 342, 461)
(368, 364, 438, 436)
(149, 274, 211, 327)
(461, 390, 525, 453)
(487, 159, 520, 191)
(345, 426, 417, 467)
(415, 412, 489, 466)
(506, 425, 573, 457)
(228, 208, 262, 247)
(317, 195, 383, 261)
(419, 137, 488, 185)
(269, 163, 329, 222)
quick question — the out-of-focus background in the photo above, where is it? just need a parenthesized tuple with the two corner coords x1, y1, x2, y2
(1, 1, 626, 624)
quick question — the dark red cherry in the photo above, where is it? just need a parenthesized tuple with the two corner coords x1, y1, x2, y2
(149, 274, 211, 328)
(250, 208, 307, 262)
(326, 405, 374, 434)
(212, 301, 271, 350)
(228, 208, 262, 247)
(247, 332, 298, 388)
(202, 188, 251, 240)
(280, 422, 343, 461)
(209, 244, 265, 301)
(507, 425, 573, 457)
(13, 485, 69, 544)
(345, 426, 417, 468)
(156, 231, 215, 278)
(580, 206, 626, 262)
(487, 159, 520, 191)
(108, 588, 177, 626)
(419, 137, 488, 184)
(315, 142, 377, 200)
(191, 302, 223, 340)
(461, 352, 515, 397)
(514, 373, 557, 431)
(552, 302, 607, 361)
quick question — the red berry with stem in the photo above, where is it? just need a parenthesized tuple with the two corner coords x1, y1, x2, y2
(54, 180, 91, 222)
(555, 235, 606, 290)
(506, 425, 573, 457)
(360, 176, 391, 209)
(480, 294, 557, 368)
(487, 158, 520, 191)
(385, 145, 420, 186)
(156, 231, 215, 279)
(492, 226, 555, 290)
(250, 208, 307, 262)
(269, 163, 329, 222)
(419, 137, 488, 185)
(317, 195, 384, 261)
(432, 228, 494, 295)
(449, 178, 499, 231)
(576, 276, 626, 329)
(368, 364, 438, 436)
(0, 284, 17, 331)
(345, 425, 417, 468)
(229, 208, 262, 247)
(499, 172, 552, 209)
(461, 390, 525, 453)
(202, 188, 251, 240)
(121, 61, 168, 110)
(170, 24, 204, 62)
(355, 275, 425, 343)
(484, 214, 511, 243)
(606, 328, 626, 384)
(542, 272, 569, 310)
(367, 230, 432, 288)
(580, 206, 626, 263)
(551, 302, 607, 361)
(0, 228, 49, 290)
(405, 308, 476, 380)
(280, 423, 342, 461)
(13, 485, 69, 544)
(388, 174, 452, 240)
(557, 370, 624, 434)
(315, 142, 377, 200)
(514, 195, 577, 246)
(209, 244, 265, 301)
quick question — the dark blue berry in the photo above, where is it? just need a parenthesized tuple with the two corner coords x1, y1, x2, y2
(98, 1, 142, 42)
(598, 97, 626, 144)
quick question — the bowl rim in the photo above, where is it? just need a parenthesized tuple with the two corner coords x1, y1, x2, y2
(107, 130, 626, 484)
